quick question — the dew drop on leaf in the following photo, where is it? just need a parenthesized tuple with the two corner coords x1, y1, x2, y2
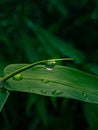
(41, 79, 49, 83)
(52, 90, 63, 95)
(82, 91, 88, 98)
(41, 90, 47, 94)
(28, 86, 34, 93)
(45, 60, 56, 70)
(13, 73, 23, 81)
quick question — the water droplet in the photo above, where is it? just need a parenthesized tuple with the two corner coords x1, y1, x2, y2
(45, 60, 56, 70)
(28, 86, 34, 93)
(13, 73, 23, 81)
(41, 90, 47, 94)
(52, 90, 63, 95)
(41, 79, 49, 83)
(82, 91, 88, 97)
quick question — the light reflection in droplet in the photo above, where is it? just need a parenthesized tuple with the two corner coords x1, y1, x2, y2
(13, 73, 23, 81)
(45, 60, 56, 70)
(52, 90, 63, 95)
(41, 90, 47, 94)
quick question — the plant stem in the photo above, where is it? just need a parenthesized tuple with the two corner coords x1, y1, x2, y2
(2, 58, 73, 82)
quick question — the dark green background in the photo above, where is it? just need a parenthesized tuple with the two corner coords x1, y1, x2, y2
(0, 0, 98, 130)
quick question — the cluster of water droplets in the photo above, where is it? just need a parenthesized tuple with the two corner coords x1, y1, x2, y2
(40, 89, 63, 96)
(12, 60, 64, 96)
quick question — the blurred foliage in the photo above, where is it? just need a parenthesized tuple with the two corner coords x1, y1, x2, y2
(0, 0, 98, 130)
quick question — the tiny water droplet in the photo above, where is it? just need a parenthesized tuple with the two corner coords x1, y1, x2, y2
(52, 90, 63, 95)
(41, 90, 47, 94)
(45, 60, 56, 70)
(13, 73, 23, 81)
(28, 86, 34, 93)
(82, 91, 87, 97)
(41, 79, 49, 83)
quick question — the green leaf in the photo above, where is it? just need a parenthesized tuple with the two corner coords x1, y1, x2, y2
(0, 89, 9, 112)
(4, 64, 98, 104)
(49, 0, 69, 17)
(26, 20, 85, 63)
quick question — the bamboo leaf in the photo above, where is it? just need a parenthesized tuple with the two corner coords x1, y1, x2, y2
(4, 64, 98, 104)
(26, 20, 85, 63)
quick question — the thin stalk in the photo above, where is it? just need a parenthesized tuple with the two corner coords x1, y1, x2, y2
(2, 58, 73, 82)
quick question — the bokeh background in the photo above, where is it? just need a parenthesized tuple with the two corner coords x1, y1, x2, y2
(0, 0, 98, 130)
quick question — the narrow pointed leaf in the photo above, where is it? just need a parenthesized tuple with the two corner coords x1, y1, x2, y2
(4, 64, 98, 104)
(26, 20, 85, 63)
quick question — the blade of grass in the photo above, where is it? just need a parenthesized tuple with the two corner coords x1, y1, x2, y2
(26, 20, 85, 63)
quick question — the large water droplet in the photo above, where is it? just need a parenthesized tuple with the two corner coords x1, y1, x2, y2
(45, 60, 56, 70)
(13, 73, 23, 81)
(41, 79, 49, 83)
(52, 90, 63, 95)
(41, 90, 47, 94)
